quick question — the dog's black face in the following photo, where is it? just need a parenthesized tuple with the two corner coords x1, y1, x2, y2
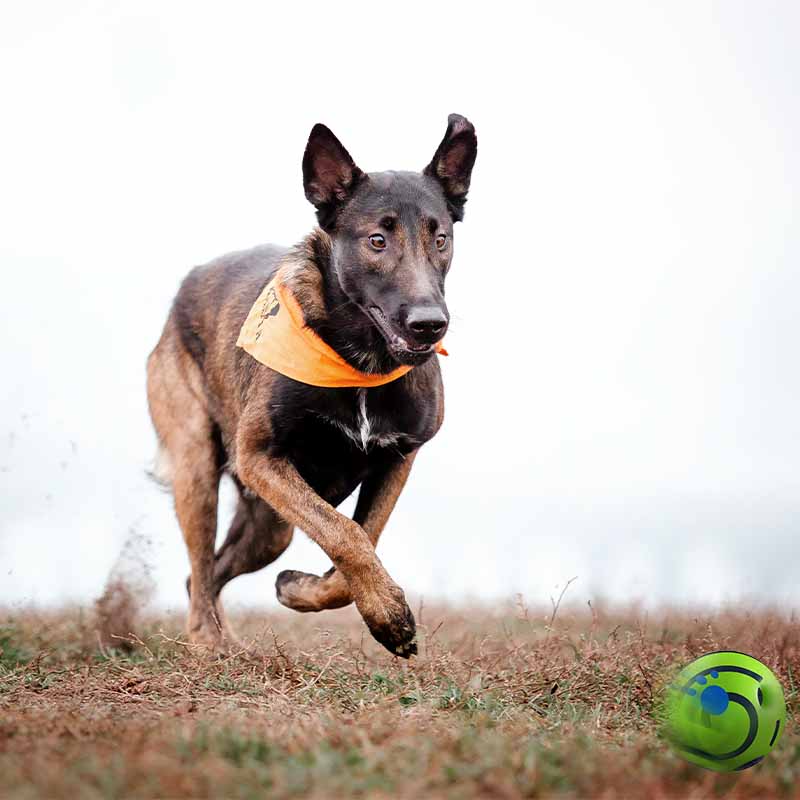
(302, 115, 477, 367)
(331, 172, 453, 366)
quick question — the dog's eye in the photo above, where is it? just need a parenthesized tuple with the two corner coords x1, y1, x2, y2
(435, 234, 448, 251)
(369, 234, 386, 250)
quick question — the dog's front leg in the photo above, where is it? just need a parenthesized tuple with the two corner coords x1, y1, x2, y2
(276, 452, 417, 613)
(236, 446, 417, 657)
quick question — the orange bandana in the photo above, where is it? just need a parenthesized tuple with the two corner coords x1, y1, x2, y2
(237, 266, 447, 388)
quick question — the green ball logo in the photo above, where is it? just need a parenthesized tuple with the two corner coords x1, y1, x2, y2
(663, 651, 786, 772)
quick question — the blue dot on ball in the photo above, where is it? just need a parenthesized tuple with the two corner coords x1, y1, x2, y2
(701, 685, 729, 715)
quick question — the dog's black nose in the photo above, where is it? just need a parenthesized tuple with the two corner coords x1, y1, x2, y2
(405, 306, 449, 343)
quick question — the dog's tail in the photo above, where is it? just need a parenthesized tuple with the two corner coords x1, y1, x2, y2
(146, 442, 173, 491)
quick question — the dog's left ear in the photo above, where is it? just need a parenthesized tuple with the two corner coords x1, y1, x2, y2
(423, 113, 477, 222)
(303, 123, 364, 230)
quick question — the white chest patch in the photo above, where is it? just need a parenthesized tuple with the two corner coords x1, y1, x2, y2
(356, 389, 371, 450)
(313, 389, 406, 452)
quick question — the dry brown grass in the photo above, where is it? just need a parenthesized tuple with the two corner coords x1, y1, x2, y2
(1, 600, 799, 798)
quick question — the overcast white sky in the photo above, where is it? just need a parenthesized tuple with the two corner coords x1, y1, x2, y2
(1, 1, 798, 613)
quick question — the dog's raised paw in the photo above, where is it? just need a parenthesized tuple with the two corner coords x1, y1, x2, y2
(365, 603, 417, 659)
(275, 569, 315, 611)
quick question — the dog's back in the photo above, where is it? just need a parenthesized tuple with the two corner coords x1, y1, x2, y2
(169, 243, 287, 378)
(149, 244, 287, 452)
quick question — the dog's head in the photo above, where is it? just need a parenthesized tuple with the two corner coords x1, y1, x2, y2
(302, 114, 477, 367)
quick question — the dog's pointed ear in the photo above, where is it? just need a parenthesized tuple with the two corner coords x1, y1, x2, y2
(423, 113, 477, 222)
(302, 123, 364, 230)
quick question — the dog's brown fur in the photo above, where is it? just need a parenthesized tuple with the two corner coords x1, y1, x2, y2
(147, 116, 476, 656)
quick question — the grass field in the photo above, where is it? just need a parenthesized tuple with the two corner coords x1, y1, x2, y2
(1, 597, 799, 799)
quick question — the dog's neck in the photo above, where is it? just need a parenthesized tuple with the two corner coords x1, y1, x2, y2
(280, 229, 398, 375)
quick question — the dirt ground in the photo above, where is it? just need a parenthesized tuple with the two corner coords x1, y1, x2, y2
(1, 600, 798, 798)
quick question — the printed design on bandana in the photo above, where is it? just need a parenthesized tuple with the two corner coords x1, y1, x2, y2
(254, 287, 280, 342)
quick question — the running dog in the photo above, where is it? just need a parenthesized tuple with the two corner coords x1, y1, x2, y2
(146, 114, 477, 656)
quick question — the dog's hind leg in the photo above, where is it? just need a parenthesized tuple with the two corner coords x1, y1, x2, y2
(276, 452, 416, 612)
(147, 324, 230, 652)
(171, 443, 233, 650)
(209, 491, 294, 597)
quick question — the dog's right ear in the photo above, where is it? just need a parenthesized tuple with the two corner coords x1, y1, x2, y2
(302, 123, 364, 230)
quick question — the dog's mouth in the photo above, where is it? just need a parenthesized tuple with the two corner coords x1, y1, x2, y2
(367, 306, 438, 366)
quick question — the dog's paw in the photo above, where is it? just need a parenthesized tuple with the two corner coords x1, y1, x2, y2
(352, 581, 417, 659)
(276, 569, 352, 612)
(187, 622, 241, 657)
(275, 569, 316, 611)
(364, 600, 418, 659)
(186, 600, 241, 655)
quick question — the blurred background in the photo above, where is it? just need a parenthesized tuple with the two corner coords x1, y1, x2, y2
(1, 1, 798, 613)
